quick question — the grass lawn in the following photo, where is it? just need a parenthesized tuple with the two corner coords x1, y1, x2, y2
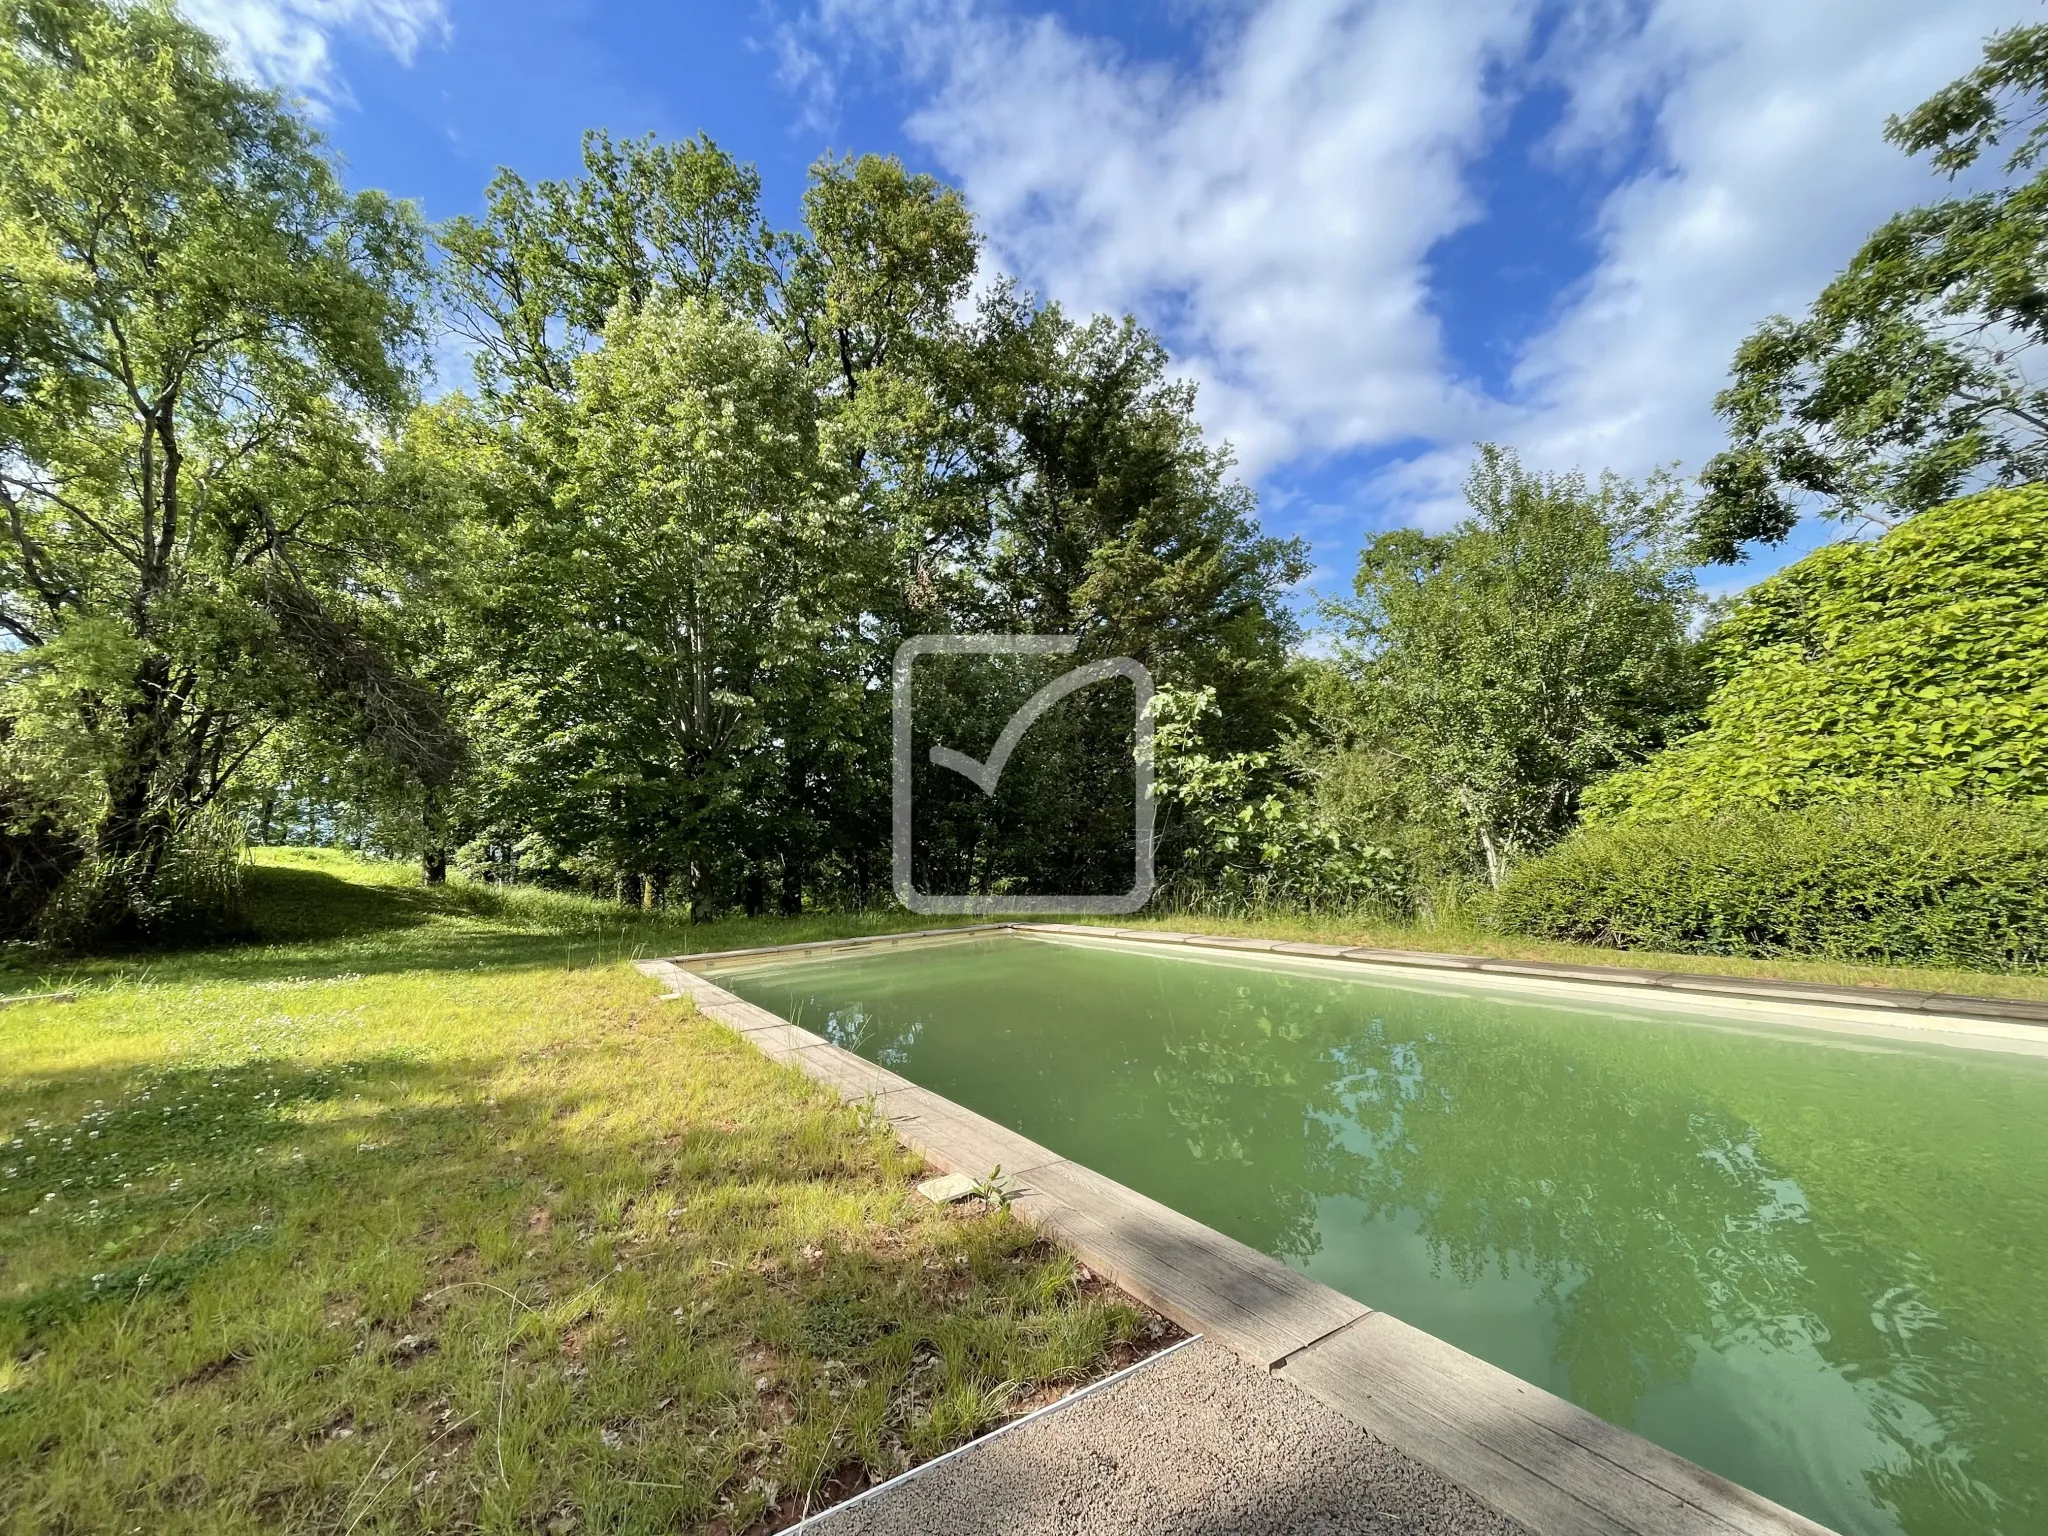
(0, 851, 1159, 1535)
(4, 847, 2036, 1534)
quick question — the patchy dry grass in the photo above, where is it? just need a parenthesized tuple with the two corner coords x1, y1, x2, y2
(0, 852, 1150, 1535)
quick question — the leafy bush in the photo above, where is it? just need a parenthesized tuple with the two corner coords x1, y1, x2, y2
(1492, 798, 2048, 970)
(1323, 446, 1705, 883)
(0, 774, 82, 942)
(1590, 484, 2048, 821)
(33, 809, 248, 952)
(1150, 685, 1412, 916)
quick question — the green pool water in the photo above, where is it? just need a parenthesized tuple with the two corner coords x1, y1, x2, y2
(711, 933, 2048, 1536)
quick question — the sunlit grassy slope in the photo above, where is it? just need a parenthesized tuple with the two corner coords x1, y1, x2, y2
(0, 851, 1146, 1535)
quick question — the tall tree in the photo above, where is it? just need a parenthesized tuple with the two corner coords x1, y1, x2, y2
(431, 149, 969, 910)
(1327, 448, 1704, 886)
(425, 139, 1306, 914)
(1697, 23, 2048, 561)
(457, 294, 864, 914)
(437, 129, 780, 400)
(0, 0, 435, 936)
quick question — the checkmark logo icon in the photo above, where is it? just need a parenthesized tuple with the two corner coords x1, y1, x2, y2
(892, 635, 1157, 915)
(928, 658, 1143, 796)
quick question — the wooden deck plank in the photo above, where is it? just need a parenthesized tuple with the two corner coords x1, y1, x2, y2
(697, 997, 809, 1035)
(1338, 947, 1486, 970)
(876, 1084, 1068, 1181)
(1653, 974, 1927, 1010)
(722, 1021, 830, 1063)
(1279, 1313, 1833, 1536)
(1018, 1158, 1368, 1370)
(644, 923, 1011, 968)
(792, 1041, 917, 1103)
(1473, 960, 1666, 987)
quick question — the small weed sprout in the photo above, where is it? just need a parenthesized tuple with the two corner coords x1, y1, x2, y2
(971, 1165, 1015, 1211)
(854, 1090, 890, 1137)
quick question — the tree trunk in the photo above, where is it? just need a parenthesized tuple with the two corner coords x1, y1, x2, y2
(1479, 826, 1507, 889)
(421, 785, 449, 885)
(88, 656, 184, 933)
(687, 858, 712, 924)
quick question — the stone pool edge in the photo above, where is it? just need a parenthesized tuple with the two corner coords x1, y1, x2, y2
(637, 950, 1837, 1536)
(663, 920, 2048, 1029)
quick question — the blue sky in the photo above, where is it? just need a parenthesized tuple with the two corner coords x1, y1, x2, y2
(186, 0, 2031, 602)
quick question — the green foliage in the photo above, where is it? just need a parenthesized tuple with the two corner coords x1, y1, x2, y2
(1320, 446, 1705, 886)
(1147, 684, 1409, 914)
(1493, 797, 2048, 970)
(1592, 484, 2048, 822)
(1697, 23, 2048, 557)
(0, 0, 438, 942)
(898, 301, 1306, 904)
(30, 803, 246, 950)
(467, 292, 860, 911)
(437, 129, 784, 398)
(426, 135, 1304, 917)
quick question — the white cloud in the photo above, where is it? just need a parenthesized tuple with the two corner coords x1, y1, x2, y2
(782, 0, 2024, 543)
(1505, 0, 2019, 483)
(180, 0, 449, 107)
(792, 0, 1536, 476)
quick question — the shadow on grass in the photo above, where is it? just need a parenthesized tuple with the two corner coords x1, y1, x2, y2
(238, 862, 451, 945)
(0, 1030, 1108, 1534)
(1, 858, 983, 994)
(1, 863, 675, 991)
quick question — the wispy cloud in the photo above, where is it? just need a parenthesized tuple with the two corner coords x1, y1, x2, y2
(180, 0, 450, 108)
(778, 0, 2021, 542)
(788, 0, 1534, 477)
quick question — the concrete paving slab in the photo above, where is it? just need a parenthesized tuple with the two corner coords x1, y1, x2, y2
(800, 1338, 1528, 1536)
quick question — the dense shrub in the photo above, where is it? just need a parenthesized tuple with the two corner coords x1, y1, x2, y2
(32, 810, 248, 952)
(1492, 798, 2048, 969)
(1589, 484, 2048, 821)
(1150, 685, 1413, 917)
(0, 775, 83, 942)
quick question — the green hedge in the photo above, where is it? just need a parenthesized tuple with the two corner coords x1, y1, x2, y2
(1588, 484, 2048, 821)
(1491, 798, 2048, 970)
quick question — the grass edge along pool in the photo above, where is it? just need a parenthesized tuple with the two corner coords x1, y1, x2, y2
(706, 932, 2048, 1536)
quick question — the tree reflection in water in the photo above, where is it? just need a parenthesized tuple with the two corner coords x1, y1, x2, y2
(722, 938, 2048, 1536)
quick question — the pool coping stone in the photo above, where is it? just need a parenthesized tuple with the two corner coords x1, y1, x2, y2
(637, 942, 1843, 1536)
(659, 922, 2048, 1027)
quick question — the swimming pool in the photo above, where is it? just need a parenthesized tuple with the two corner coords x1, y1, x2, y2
(706, 932, 2048, 1536)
